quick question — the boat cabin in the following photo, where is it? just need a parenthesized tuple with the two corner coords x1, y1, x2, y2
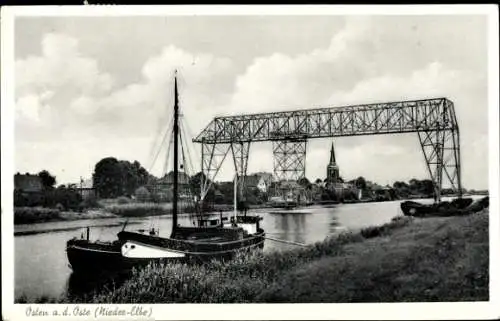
(198, 216, 228, 227)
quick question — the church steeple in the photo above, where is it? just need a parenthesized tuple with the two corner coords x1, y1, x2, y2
(326, 141, 340, 185)
(329, 142, 336, 164)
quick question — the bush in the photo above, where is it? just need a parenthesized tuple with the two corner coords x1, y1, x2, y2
(104, 202, 196, 217)
(360, 215, 413, 238)
(134, 187, 151, 203)
(14, 207, 61, 224)
(151, 192, 169, 203)
(116, 196, 131, 204)
(80, 193, 100, 209)
(14, 187, 82, 211)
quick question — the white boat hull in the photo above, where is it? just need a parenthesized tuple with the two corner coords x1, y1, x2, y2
(121, 241, 186, 259)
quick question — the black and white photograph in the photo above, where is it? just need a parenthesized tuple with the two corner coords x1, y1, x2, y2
(2, 5, 499, 320)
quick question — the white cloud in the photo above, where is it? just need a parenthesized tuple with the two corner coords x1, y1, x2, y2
(16, 95, 42, 122)
(15, 33, 115, 143)
(16, 33, 114, 97)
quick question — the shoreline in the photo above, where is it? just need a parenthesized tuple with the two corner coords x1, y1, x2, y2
(13, 194, 482, 227)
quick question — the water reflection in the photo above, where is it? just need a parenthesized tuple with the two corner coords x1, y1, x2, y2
(65, 271, 130, 301)
(328, 217, 341, 234)
(292, 214, 306, 244)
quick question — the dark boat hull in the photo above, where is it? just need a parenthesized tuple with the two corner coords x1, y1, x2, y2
(66, 229, 265, 274)
(400, 197, 486, 217)
(66, 239, 128, 274)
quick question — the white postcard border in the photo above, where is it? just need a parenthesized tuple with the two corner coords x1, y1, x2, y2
(2, 4, 499, 321)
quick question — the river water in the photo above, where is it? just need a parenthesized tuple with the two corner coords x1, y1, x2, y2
(13, 198, 444, 301)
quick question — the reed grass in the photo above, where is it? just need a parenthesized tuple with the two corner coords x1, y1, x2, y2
(14, 207, 61, 224)
(103, 202, 196, 217)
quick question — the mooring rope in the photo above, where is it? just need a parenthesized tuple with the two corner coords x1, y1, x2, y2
(264, 236, 308, 247)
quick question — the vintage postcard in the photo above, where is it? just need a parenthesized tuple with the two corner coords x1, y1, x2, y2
(1, 4, 499, 320)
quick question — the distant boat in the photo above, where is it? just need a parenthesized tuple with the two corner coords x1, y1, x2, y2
(67, 71, 265, 274)
(400, 196, 488, 217)
(268, 196, 297, 209)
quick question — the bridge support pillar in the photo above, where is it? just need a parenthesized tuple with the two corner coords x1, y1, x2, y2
(272, 139, 307, 199)
(417, 127, 461, 202)
(200, 142, 230, 200)
(231, 142, 251, 200)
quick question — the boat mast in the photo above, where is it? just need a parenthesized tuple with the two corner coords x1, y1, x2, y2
(171, 70, 179, 236)
(233, 174, 237, 222)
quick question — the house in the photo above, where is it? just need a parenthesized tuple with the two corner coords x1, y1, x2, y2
(78, 178, 96, 199)
(159, 171, 191, 185)
(253, 172, 274, 187)
(14, 174, 44, 193)
(148, 171, 192, 200)
(241, 173, 270, 193)
(67, 178, 97, 200)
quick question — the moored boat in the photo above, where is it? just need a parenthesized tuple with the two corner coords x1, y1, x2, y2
(117, 72, 265, 264)
(66, 238, 124, 274)
(66, 71, 265, 274)
(400, 196, 488, 217)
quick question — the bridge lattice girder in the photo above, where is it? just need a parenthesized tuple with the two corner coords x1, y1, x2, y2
(194, 98, 457, 143)
(194, 97, 461, 202)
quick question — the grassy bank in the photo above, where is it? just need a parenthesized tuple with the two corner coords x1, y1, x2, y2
(14, 207, 117, 225)
(42, 208, 488, 304)
(103, 202, 234, 217)
(14, 199, 236, 224)
(14, 207, 62, 224)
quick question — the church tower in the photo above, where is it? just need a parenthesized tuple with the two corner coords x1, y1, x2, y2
(326, 142, 339, 184)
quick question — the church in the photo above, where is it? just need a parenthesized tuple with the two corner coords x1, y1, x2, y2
(325, 141, 358, 200)
(326, 142, 340, 185)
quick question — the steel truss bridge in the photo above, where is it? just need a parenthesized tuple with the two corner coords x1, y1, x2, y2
(193, 97, 462, 202)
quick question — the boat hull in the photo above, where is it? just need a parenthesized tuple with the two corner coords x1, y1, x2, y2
(66, 239, 128, 274)
(400, 197, 485, 217)
(66, 229, 265, 275)
(118, 228, 265, 263)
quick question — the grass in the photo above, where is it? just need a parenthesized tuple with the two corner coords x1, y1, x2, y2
(102, 201, 235, 218)
(14, 207, 117, 225)
(14, 207, 62, 224)
(259, 210, 489, 302)
(102, 202, 197, 217)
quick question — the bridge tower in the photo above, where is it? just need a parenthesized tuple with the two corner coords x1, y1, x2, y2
(230, 141, 251, 202)
(272, 138, 307, 200)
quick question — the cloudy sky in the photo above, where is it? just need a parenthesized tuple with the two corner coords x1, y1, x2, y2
(14, 14, 489, 189)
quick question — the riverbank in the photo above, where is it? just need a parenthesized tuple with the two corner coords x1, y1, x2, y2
(14, 203, 237, 225)
(14, 207, 118, 225)
(30, 207, 488, 303)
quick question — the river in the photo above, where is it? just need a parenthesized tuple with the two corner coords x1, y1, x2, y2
(13, 198, 457, 301)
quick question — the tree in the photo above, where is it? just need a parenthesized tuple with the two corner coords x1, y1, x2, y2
(38, 170, 56, 190)
(355, 176, 367, 190)
(93, 157, 123, 198)
(189, 172, 210, 198)
(298, 177, 311, 188)
(315, 178, 323, 185)
(93, 158, 153, 199)
(217, 182, 235, 204)
(393, 181, 409, 189)
(419, 179, 435, 196)
(135, 186, 151, 202)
